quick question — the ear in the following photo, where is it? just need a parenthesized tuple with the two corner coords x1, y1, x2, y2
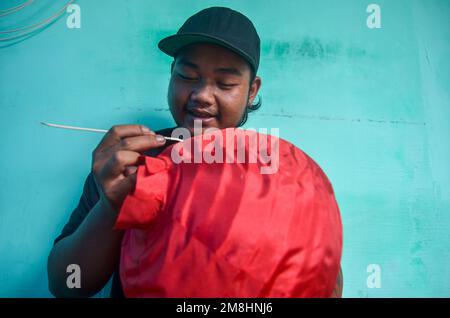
(248, 76, 262, 106)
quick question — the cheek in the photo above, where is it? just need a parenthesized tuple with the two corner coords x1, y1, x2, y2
(168, 80, 188, 113)
(218, 90, 248, 126)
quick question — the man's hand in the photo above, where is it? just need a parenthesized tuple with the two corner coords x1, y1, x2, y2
(91, 124, 167, 212)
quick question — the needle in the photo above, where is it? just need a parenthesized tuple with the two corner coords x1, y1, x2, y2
(40, 122, 183, 142)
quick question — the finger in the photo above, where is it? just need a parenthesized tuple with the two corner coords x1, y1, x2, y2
(114, 134, 166, 153)
(123, 165, 138, 177)
(97, 124, 156, 152)
(115, 172, 138, 199)
(103, 150, 142, 178)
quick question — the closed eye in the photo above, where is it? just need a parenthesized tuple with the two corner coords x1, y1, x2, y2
(177, 71, 238, 89)
(218, 82, 238, 89)
(177, 72, 198, 81)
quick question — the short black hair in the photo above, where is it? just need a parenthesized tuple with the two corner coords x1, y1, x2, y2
(170, 58, 262, 127)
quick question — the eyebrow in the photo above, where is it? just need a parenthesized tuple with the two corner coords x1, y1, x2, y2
(177, 58, 243, 77)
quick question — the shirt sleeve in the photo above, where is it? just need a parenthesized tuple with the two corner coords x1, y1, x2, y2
(53, 172, 100, 245)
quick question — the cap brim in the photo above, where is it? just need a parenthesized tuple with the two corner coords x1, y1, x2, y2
(158, 33, 256, 71)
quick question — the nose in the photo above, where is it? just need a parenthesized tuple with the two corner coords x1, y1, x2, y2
(189, 81, 215, 107)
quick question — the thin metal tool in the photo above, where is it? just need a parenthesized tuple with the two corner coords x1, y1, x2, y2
(40, 122, 183, 142)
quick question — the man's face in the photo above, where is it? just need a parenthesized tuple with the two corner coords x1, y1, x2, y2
(167, 43, 260, 134)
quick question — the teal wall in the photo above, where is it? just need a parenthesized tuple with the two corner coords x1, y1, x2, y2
(0, 0, 449, 297)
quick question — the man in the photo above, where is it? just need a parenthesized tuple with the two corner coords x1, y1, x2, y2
(47, 6, 342, 298)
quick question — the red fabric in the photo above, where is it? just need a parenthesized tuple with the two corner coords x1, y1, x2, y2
(114, 128, 342, 298)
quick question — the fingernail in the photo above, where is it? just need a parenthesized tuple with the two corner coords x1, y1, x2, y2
(142, 126, 155, 135)
(156, 135, 166, 143)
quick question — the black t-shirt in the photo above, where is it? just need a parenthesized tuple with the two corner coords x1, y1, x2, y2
(53, 127, 177, 298)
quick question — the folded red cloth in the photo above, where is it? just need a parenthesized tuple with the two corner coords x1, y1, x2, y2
(115, 128, 342, 297)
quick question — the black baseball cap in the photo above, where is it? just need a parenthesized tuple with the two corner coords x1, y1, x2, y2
(158, 7, 261, 73)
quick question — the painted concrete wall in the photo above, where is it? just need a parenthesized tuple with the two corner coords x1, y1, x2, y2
(0, 0, 448, 297)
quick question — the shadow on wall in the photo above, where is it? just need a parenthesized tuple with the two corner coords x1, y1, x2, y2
(262, 37, 369, 61)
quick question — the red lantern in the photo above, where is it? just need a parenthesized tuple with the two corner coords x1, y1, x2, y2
(115, 128, 342, 297)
